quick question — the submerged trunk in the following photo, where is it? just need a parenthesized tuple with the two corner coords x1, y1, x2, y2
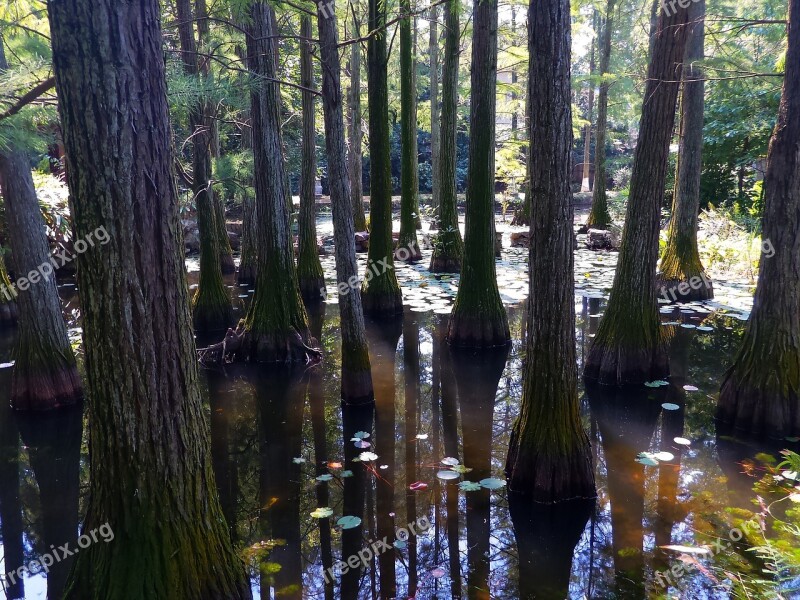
(0, 255, 17, 325)
(429, 0, 464, 273)
(297, 15, 325, 302)
(584, 1, 689, 385)
(362, 0, 403, 316)
(239, 2, 316, 362)
(586, 0, 616, 229)
(658, 0, 712, 301)
(47, 0, 250, 595)
(0, 396, 24, 600)
(717, 0, 800, 438)
(505, 0, 595, 502)
(0, 37, 82, 409)
(397, 0, 422, 261)
(447, 0, 509, 346)
(348, 5, 368, 233)
(317, 0, 374, 402)
(430, 5, 441, 214)
(175, 0, 233, 332)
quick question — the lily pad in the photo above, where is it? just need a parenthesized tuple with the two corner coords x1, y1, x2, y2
(636, 452, 659, 466)
(315, 474, 333, 482)
(458, 481, 482, 492)
(352, 431, 370, 440)
(479, 478, 506, 490)
(661, 403, 680, 411)
(673, 437, 691, 446)
(337, 515, 362, 529)
(354, 440, 371, 449)
(341, 470, 354, 478)
(416, 433, 429, 440)
(436, 470, 460, 481)
(409, 481, 429, 491)
(441, 457, 459, 466)
(358, 451, 378, 462)
(394, 540, 407, 549)
(645, 380, 669, 388)
(654, 451, 675, 461)
(0, 362, 14, 369)
(310, 507, 333, 519)
(450, 464, 473, 474)
(683, 385, 699, 392)
(292, 457, 306, 464)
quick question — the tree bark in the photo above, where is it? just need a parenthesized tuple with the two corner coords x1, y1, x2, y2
(0, 396, 24, 600)
(239, 2, 316, 362)
(297, 15, 326, 303)
(717, 0, 800, 438)
(0, 255, 17, 324)
(447, 0, 509, 346)
(581, 9, 597, 193)
(397, 0, 422, 261)
(317, 0, 374, 402)
(348, 5, 368, 233)
(429, 0, 464, 273)
(175, 0, 233, 333)
(659, 0, 712, 301)
(586, 0, 616, 228)
(362, 0, 404, 316)
(430, 5, 441, 214)
(47, 0, 250, 595)
(505, 0, 595, 502)
(584, 0, 690, 385)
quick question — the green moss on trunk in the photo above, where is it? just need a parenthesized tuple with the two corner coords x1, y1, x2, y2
(214, 197, 236, 275)
(237, 196, 258, 285)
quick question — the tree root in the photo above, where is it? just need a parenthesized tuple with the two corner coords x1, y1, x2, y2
(197, 326, 323, 366)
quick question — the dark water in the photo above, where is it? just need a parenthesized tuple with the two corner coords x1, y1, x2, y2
(0, 245, 795, 599)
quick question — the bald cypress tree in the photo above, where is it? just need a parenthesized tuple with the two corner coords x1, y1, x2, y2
(347, 4, 368, 233)
(47, 0, 250, 595)
(718, 0, 800, 438)
(505, 0, 595, 501)
(584, 1, 690, 384)
(447, 0, 509, 346)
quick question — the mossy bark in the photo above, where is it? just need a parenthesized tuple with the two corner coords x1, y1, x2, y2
(214, 197, 235, 274)
(447, 0, 509, 347)
(505, 0, 595, 502)
(362, 0, 403, 316)
(658, 0, 712, 301)
(429, 0, 464, 273)
(584, 2, 689, 385)
(348, 4, 368, 233)
(718, 0, 800, 439)
(0, 151, 82, 410)
(316, 0, 374, 403)
(237, 194, 258, 285)
(239, 2, 315, 363)
(0, 255, 17, 324)
(397, 0, 422, 262)
(48, 0, 251, 595)
(297, 16, 325, 303)
(586, 0, 615, 229)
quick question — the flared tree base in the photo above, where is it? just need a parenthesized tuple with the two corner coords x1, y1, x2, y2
(12, 362, 83, 411)
(394, 243, 422, 262)
(657, 274, 714, 303)
(192, 292, 233, 333)
(429, 254, 461, 273)
(718, 369, 800, 439)
(220, 251, 236, 275)
(447, 311, 510, 348)
(235, 328, 321, 364)
(506, 431, 596, 503)
(299, 276, 326, 304)
(361, 287, 403, 318)
(236, 261, 257, 286)
(0, 301, 18, 325)
(341, 367, 374, 405)
(584, 340, 669, 385)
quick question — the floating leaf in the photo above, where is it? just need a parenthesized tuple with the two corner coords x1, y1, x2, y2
(479, 478, 506, 490)
(458, 481, 482, 492)
(450, 464, 473, 474)
(315, 474, 333, 482)
(337, 516, 362, 529)
(674, 437, 691, 446)
(341, 470, 354, 478)
(437, 470, 460, 480)
(354, 440, 371, 449)
(441, 457, 459, 466)
(0, 362, 14, 369)
(636, 452, 659, 466)
(680, 324, 696, 329)
(292, 457, 306, 464)
(409, 481, 429, 491)
(352, 431, 370, 440)
(683, 385, 699, 392)
(662, 403, 680, 411)
(328, 462, 343, 469)
(660, 545, 711, 555)
(654, 452, 675, 462)
(645, 380, 669, 388)
(415, 433, 429, 440)
(358, 452, 378, 462)
(697, 326, 713, 332)
(379, 464, 388, 470)
(310, 507, 333, 519)
(394, 540, 407, 549)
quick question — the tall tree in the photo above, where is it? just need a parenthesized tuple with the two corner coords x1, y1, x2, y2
(429, 0, 464, 273)
(717, 0, 800, 438)
(505, 0, 595, 501)
(237, 2, 316, 361)
(586, 0, 616, 228)
(46, 0, 250, 595)
(659, 0, 712, 301)
(297, 15, 325, 302)
(347, 5, 368, 233)
(584, 1, 690, 385)
(581, 9, 597, 193)
(0, 33, 82, 411)
(317, 0, 374, 402)
(175, 0, 233, 332)
(362, 0, 403, 316)
(447, 0, 509, 346)
(429, 3, 441, 213)
(397, 0, 422, 261)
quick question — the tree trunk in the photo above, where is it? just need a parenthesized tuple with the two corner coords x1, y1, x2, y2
(584, 0, 690, 385)
(297, 15, 326, 302)
(0, 255, 17, 325)
(658, 0, 712, 301)
(397, 0, 422, 261)
(239, 2, 316, 362)
(505, 0, 595, 502)
(511, 91, 532, 227)
(717, 0, 800, 438)
(47, 0, 250, 595)
(0, 396, 25, 600)
(237, 189, 258, 285)
(317, 0, 374, 402)
(581, 9, 597, 193)
(447, 0, 509, 346)
(586, 0, 616, 228)
(430, 5, 441, 214)
(176, 0, 233, 333)
(348, 6, 368, 233)
(429, 0, 464, 273)
(362, 0, 404, 316)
